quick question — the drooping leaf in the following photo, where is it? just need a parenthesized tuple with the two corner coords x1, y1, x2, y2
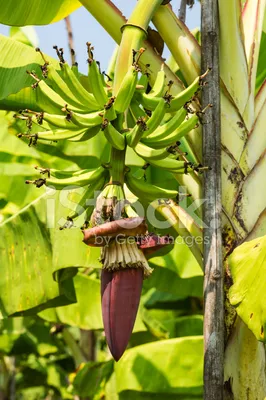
(0, 0, 80, 26)
(115, 337, 203, 398)
(39, 274, 102, 330)
(228, 235, 266, 341)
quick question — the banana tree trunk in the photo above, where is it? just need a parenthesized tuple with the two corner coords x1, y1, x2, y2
(201, 1, 224, 398)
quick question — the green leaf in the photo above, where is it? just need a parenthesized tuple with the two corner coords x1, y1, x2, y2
(148, 236, 203, 279)
(115, 337, 203, 398)
(26, 319, 61, 356)
(39, 274, 103, 330)
(256, 32, 266, 93)
(144, 267, 203, 298)
(0, 112, 40, 159)
(0, 34, 59, 101)
(73, 360, 114, 397)
(0, 0, 80, 26)
(229, 235, 266, 342)
(10, 26, 39, 47)
(0, 194, 76, 317)
(0, 162, 38, 176)
(163, 315, 203, 338)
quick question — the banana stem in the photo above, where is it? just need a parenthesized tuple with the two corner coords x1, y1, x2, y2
(113, 0, 163, 94)
(79, 0, 185, 94)
(152, 5, 201, 84)
(110, 147, 126, 184)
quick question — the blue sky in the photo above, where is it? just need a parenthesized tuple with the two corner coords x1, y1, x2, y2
(0, 1, 200, 73)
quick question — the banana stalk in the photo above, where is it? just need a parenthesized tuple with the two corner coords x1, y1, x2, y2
(113, 0, 163, 94)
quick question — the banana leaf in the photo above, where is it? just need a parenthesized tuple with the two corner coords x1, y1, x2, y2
(0, 0, 80, 26)
(229, 234, 266, 342)
(115, 337, 203, 398)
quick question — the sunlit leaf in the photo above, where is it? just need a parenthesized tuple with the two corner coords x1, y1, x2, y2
(0, 0, 80, 26)
(0, 34, 59, 101)
(0, 194, 76, 317)
(10, 26, 39, 48)
(115, 337, 203, 398)
(229, 235, 266, 342)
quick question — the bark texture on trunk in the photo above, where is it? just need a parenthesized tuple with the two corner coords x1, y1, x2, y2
(201, 0, 224, 399)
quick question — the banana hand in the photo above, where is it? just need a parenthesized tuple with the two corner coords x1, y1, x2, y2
(46, 166, 106, 189)
(125, 171, 178, 203)
(133, 142, 169, 161)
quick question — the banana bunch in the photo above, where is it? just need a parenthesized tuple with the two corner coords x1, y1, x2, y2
(20, 43, 208, 232)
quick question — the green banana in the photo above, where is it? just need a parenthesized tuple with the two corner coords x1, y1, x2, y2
(125, 171, 178, 203)
(45, 166, 106, 189)
(60, 61, 101, 111)
(71, 62, 80, 79)
(134, 142, 169, 160)
(27, 71, 84, 115)
(38, 57, 91, 112)
(21, 127, 93, 142)
(137, 73, 149, 93)
(126, 117, 147, 147)
(139, 72, 205, 112)
(34, 111, 80, 130)
(68, 125, 101, 142)
(87, 43, 109, 108)
(142, 98, 168, 138)
(143, 156, 193, 173)
(147, 66, 165, 98)
(101, 119, 125, 150)
(68, 174, 107, 220)
(142, 108, 187, 148)
(147, 114, 199, 149)
(70, 109, 104, 127)
(140, 92, 163, 111)
(36, 166, 101, 179)
(166, 74, 203, 112)
(103, 97, 117, 121)
(28, 73, 66, 115)
(114, 64, 139, 113)
(129, 100, 147, 121)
